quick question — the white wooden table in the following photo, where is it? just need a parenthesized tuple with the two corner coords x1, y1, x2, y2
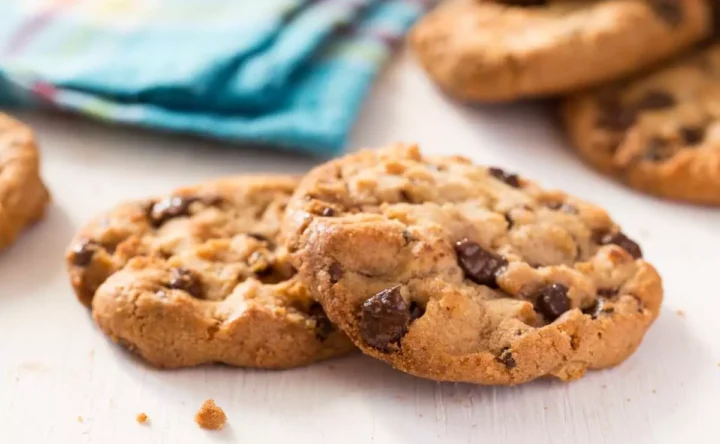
(1, 52, 719, 444)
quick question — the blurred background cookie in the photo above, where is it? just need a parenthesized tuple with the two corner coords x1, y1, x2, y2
(563, 43, 720, 205)
(0, 113, 50, 250)
(410, 0, 711, 102)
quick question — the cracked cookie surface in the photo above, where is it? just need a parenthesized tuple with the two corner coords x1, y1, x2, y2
(410, 0, 710, 102)
(563, 43, 720, 205)
(284, 144, 662, 385)
(68, 176, 297, 306)
(69, 176, 354, 368)
(0, 114, 50, 250)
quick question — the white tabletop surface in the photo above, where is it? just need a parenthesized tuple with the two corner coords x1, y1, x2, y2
(1, 51, 719, 444)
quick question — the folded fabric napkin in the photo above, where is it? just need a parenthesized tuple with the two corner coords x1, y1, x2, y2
(0, 0, 432, 156)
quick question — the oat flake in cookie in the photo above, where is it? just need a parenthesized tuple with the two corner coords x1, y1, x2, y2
(284, 144, 662, 385)
(68, 176, 354, 369)
(0, 114, 50, 250)
(410, 0, 710, 102)
(563, 43, 720, 205)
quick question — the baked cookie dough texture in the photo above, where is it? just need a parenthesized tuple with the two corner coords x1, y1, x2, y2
(66, 176, 354, 369)
(284, 144, 662, 385)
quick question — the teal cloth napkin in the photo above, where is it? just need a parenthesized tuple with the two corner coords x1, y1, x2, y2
(0, 0, 432, 156)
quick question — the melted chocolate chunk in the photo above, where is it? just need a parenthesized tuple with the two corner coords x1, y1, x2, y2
(489, 167, 521, 188)
(679, 126, 705, 146)
(535, 283, 571, 321)
(455, 239, 508, 288)
(308, 303, 334, 340)
(168, 267, 203, 298)
(594, 230, 643, 259)
(149, 196, 198, 227)
(70, 239, 101, 266)
(497, 347, 517, 369)
(359, 286, 412, 352)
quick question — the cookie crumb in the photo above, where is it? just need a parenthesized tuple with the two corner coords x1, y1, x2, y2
(136, 413, 149, 424)
(195, 399, 226, 430)
(675, 309, 685, 318)
(77, 416, 83, 423)
(652, 389, 657, 394)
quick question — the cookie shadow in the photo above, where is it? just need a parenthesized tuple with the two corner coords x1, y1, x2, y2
(92, 307, 710, 443)
(296, 311, 711, 443)
(0, 202, 74, 296)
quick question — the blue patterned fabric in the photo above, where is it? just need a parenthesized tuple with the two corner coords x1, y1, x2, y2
(0, 0, 432, 156)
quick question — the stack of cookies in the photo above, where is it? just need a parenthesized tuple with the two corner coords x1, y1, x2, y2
(411, 0, 720, 205)
(67, 144, 663, 385)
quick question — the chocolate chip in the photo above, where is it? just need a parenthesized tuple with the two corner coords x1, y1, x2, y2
(597, 96, 636, 131)
(247, 232, 269, 242)
(359, 286, 411, 352)
(328, 262, 343, 283)
(497, 347, 517, 369)
(534, 283, 570, 321)
(149, 196, 198, 227)
(168, 267, 203, 298)
(635, 90, 676, 110)
(545, 201, 579, 214)
(70, 239, 101, 266)
(649, 0, 683, 26)
(504, 213, 514, 229)
(308, 303, 334, 340)
(399, 189, 414, 203)
(455, 239, 508, 288)
(679, 126, 705, 146)
(200, 195, 225, 206)
(644, 137, 674, 162)
(321, 207, 336, 217)
(489, 167, 520, 188)
(594, 231, 643, 259)
(597, 288, 619, 298)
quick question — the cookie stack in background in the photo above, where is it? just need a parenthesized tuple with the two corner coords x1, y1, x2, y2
(410, 0, 720, 205)
(66, 144, 663, 385)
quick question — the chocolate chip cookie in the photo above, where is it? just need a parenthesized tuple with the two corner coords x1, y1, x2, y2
(410, 0, 711, 102)
(0, 114, 50, 249)
(563, 43, 720, 205)
(68, 176, 354, 368)
(284, 144, 662, 385)
(67, 176, 298, 307)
